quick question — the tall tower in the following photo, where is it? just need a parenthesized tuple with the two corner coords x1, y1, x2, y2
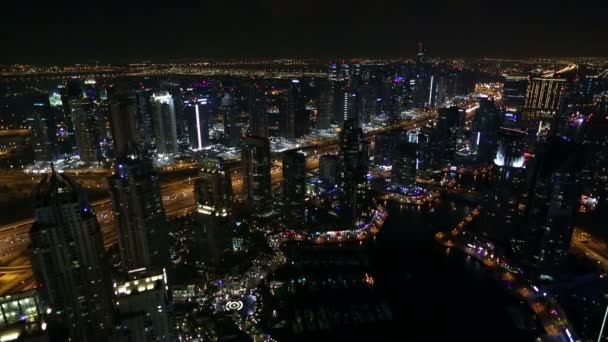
(247, 83, 269, 138)
(109, 93, 138, 159)
(317, 80, 334, 130)
(108, 152, 170, 272)
(522, 77, 567, 127)
(282, 150, 307, 225)
(134, 88, 154, 152)
(29, 95, 57, 162)
(195, 157, 233, 216)
(392, 141, 418, 186)
(280, 80, 309, 139)
(242, 136, 272, 210)
(338, 119, 369, 227)
(30, 168, 113, 341)
(151, 91, 178, 154)
(184, 96, 211, 150)
(68, 97, 102, 163)
(221, 90, 242, 147)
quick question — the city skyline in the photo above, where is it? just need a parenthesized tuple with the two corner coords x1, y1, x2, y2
(1, 5, 608, 341)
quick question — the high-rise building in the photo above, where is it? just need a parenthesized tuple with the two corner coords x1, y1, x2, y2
(280, 80, 308, 139)
(109, 93, 138, 159)
(151, 91, 178, 154)
(471, 99, 502, 163)
(317, 80, 334, 130)
(134, 89, 154, 151)
(502, 75, 529, 112)
(247, 84, 269, 138)
(282, 150, 306, 224)
(392, 141, 418, 186)
(374, 132, 397, 168)
(112, 269, 175, 341)
(221, 91, 242, 147)
(427, 75, 446, 107)
(184, 96, 211, 150)
(535, 171, 580, 274)
(108, 153, 170, 272)
(30, 169, 113, 341)
(359, 84, 376, 124)
(338, 119, 369, 227)
(319, 154, 339, 184)
(195, 157, 233, 216)
(415, 42, 427, 78)
(485, 128, 529, 258)
(522, 77, 567, 126)
(242, 136, 272, 209)
(68, 97, 102, 163)
(29, 95, 57, 161)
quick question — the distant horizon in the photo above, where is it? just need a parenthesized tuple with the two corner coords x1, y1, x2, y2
(3, 55, 608, 66)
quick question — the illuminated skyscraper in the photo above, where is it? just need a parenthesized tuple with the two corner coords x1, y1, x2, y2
(522, 77, 567, 125)
(502, 75, 528, 112)
(338, 119, 369, 227)
(221, 90, 242, 147)
(282, 150, 307, 224)
(113, 269, 175, 341)
(195, 157, 233, 216)
(30, 169, 113, 341)
(242, 136, 272, 209)
(68, 97, 102, 163)
(151, 91, 178, 154)
(108, 152, 170, 272)
(184, 96, 211, 150)
(29, 95, 57, 161)
(134, 88, 154, 151)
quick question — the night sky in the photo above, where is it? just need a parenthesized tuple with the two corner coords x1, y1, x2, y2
(2, 1, 608, 64)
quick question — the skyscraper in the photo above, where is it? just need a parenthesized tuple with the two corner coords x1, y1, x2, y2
(502, 75, 529, 112)
(522, 77, 567, 126)
(242, 136, 272, 210)
(338, 119, 369, 227)
(108, 153, 170, 272)
(280, 80, 309, 139)
(392, 141, 418, 186)
(109, 93, 138, 159)
(535, 171, 580, 275)
(29, 95, 57, 161)
(184, 96, 211, 150)
(319, 154, 339, 184)
(247, 83, 269, 138)
(282, 150, 307, 225)
(30, 169, 113, 341)
(69, 97, 102, 163)
(317, 80, 334, 130)
(113, 269, 175, 341)
(151, 91, 178, 154)
(374, 132, 397, 168)
(195, 157, 233, 216)
(134, 88, 154, 151)
(221, 91, 242, 147)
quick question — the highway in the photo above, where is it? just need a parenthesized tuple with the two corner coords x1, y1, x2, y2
(571, 228, 608, 271)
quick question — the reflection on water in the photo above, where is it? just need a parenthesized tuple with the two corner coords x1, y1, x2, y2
(259, 198, 539, 341)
